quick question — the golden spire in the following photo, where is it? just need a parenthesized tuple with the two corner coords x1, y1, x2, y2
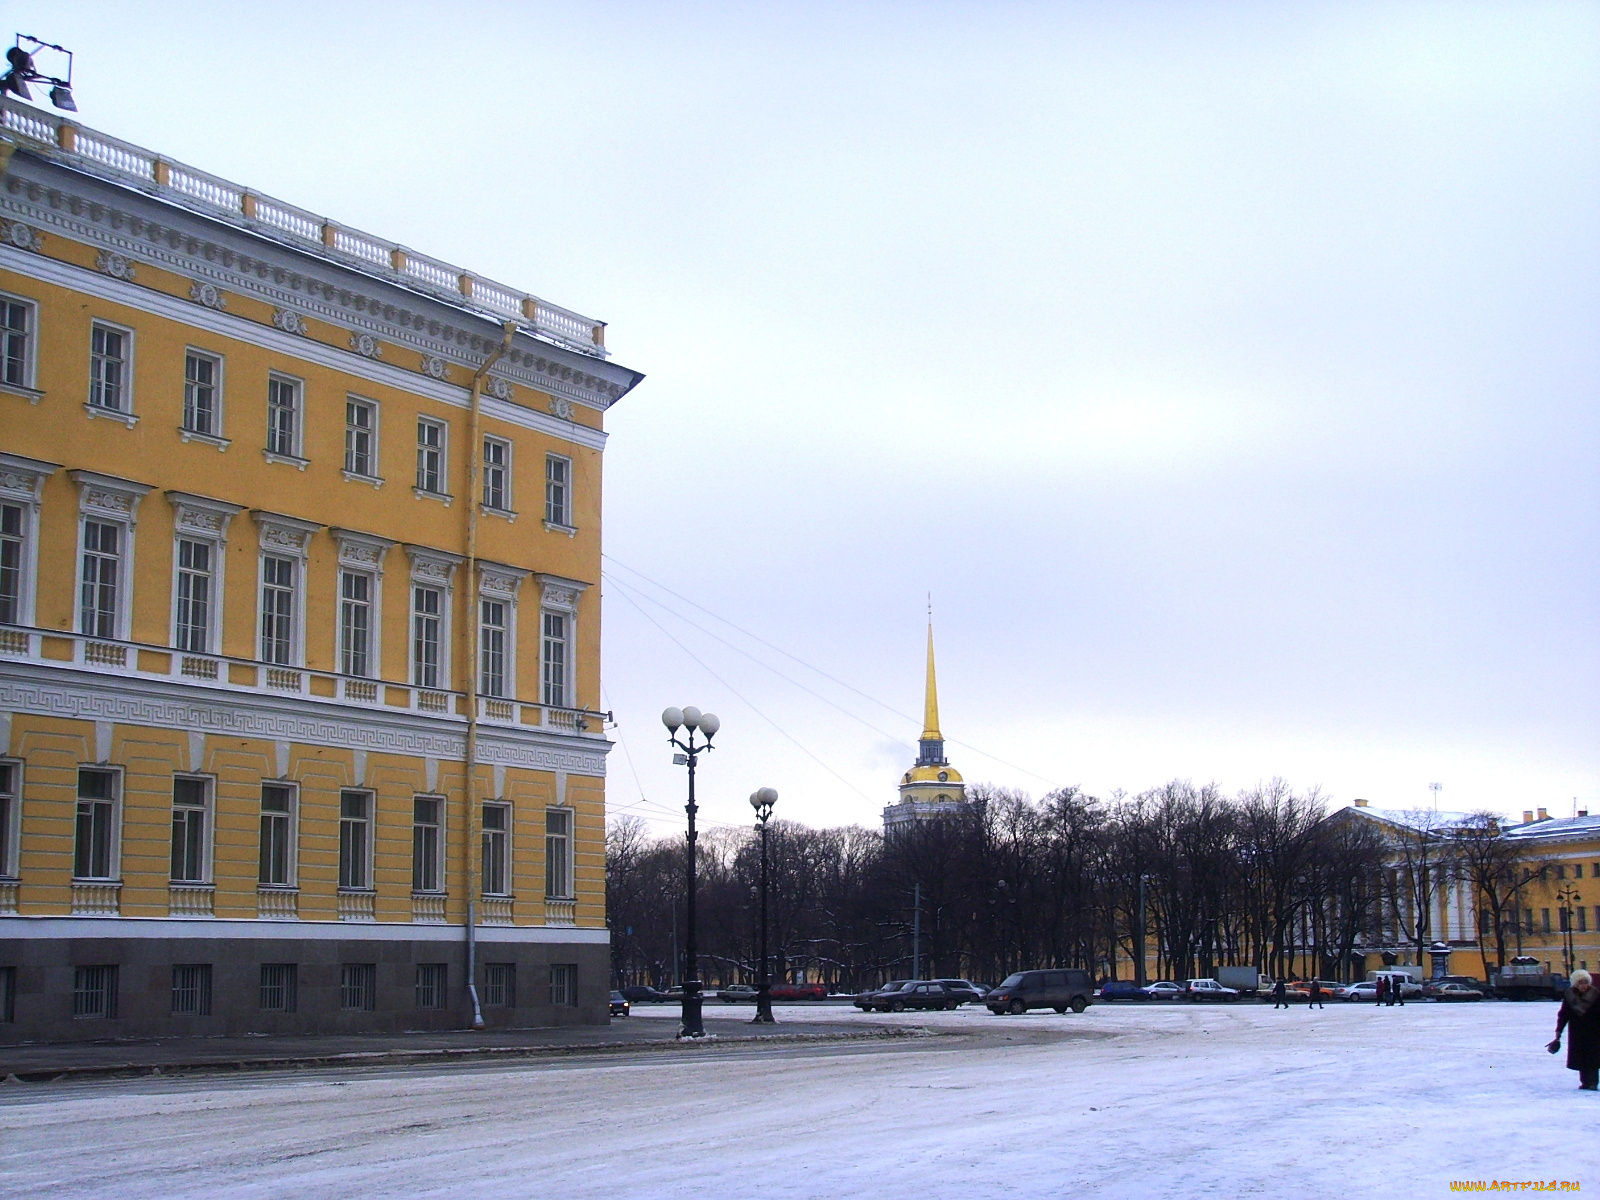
(921, 613, 941, 742)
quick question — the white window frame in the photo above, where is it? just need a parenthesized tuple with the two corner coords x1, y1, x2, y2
(169, 774, 214, 885)
(338, 789, 375, 891)
(545, 806, 574, 900)
(165, 491, 241, 658)
(0, 291, 41, 401)
(477, 563, 527, 702)
(74, 765, 122, 882)
(482, 435, 513, 516)
(251, 511, 320, 667)
(405, 546, 461, 690)
(259, 781, 298, 889)
(0, 453, 55, 630)
(180, 347, 228, 447)
(0, 758, 21, 880)
(264, 372, 307, 467)
(87, 319, 136, 423)
(412, 794, 445, 894)
(343, 395, 382, 485)
(544, 453, 573, 531)
(534, 574, 586, 712)
(70, 470, 152, 644)
(415, 416, 449, 500)
(332, 529, 394, 680)
(482, 801, 511, 897)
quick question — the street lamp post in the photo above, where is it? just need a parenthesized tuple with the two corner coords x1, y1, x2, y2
(663, 705, 719, 1039)
(1556, 882, 1582, 978)
(750, 786, 778, 1024)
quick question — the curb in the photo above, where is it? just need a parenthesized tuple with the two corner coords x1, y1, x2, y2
(0, 1023, 937, 1085)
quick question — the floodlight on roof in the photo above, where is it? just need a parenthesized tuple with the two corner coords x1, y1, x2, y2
(0, 35, 76, 113)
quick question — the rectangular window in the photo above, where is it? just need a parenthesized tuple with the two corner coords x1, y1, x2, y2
(1557, 865, 1567, 880)
(483, 438, 509, 511)
(0, 502, 27, 625)
(1560, 908, 1571, 932)
(340, 571, 373, 677)
(541, 611, 567, 708)
(2, 298, 31, 387)
(412, 586, 442, 688)
(79, 520, 122, 638)
(266, 376, 300, 458)
(545, 454, 570, 526)
(415, 963, 447, 1009)
(549, 963, 577, 1007)
(0, 762, 15, 878)
(174, 538, 213, 653)
(416, 418, 445, 494)
(1542, 908, 1552, 933)
(89, 323, 128, 412)
(73, 965, 118, 1019)
(345, 399, 376, 477)
(482, 803, 509, 896)
(0, 966, 14, 1023)
(412, 796, 442, 893)
(183, 351, 220, 435)
(259, 963, 298, 1012)
(259, 784, 295, 886)
(1580, 907, 1589, 934)
(484, 963, 515, 1008)
(339, 791, 372, 889)
(480, 600, 507, 698)
(171, 964, 213, 1016)
(260, 555, 296, 664)
(545, 808, 572, 899)
(169, 776, 209, 883)
(74, 768, 117, 880)
(340, 963, 376, 1012)
(1526, 908, 1535, 934)
(1578, 864, 1586, 880)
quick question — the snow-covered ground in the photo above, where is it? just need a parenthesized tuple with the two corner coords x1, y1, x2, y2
(1, 1001, 1591, 1197)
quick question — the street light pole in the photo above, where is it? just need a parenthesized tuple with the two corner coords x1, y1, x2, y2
(663, 705, 719, 1039)
(750, 787, 778, 1024)
(1556, 882, 1582, 978)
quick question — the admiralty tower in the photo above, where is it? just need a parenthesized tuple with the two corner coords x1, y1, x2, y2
(882, 622, 970, 833)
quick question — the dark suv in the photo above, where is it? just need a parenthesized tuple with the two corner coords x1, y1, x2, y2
(986, 969, 1094, 1015)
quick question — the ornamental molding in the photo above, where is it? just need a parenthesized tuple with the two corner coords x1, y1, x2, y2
(165, 490, 243, 541)
(189, 279, 226, 310)
(548, 395, 573, 420)
(486, 376, 512, 401)
(94, 249, 137, 280)
(406, 544, 463, 586)
(0, 161, 636, 413)
(421, 355, 451, 381)
(271, 307, 310, 336)
(0, 666, 612, 776)
(349, 331, 382, 359)
(534, 572, 589, 614)
(331, 527, 395, 571)
(479, 561, 529, 600)
(0, 242, 611, 453)
(69, 469, 153, 523)
(0, 452, 58, 502)
(251, 508, 321, 555)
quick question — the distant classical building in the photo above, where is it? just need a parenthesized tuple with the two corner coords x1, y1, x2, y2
(883, 623, 968, 833)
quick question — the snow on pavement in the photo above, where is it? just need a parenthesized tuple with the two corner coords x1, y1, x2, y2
(0, 1001, 1591, 1197)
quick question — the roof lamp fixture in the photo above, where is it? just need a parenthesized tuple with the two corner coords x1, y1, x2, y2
(1, 35, 76, 112)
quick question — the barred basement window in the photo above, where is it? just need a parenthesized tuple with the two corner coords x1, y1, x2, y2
(415, 963, 447, 1009)
(259, 963, 298, 1012)
(73, 965, 118, 1018)
(484, 963, 515, 1008)
(171, 964, 213, 1016)
(0, 966, 14, 1023)
(341, 963, 376, 1012)
(549, 963, 577, 1007)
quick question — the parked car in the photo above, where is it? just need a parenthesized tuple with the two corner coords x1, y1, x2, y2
(718, 984, 759, 1003)
(985, 968, 1094, 1015)
(855, 980, 913, 1011)
(769, 982, 828, 1001)
(1285, 979, 1341, 1001)
(1422, 975, 1486, 999)
(881, 980, 969, 1011)
(1429, 981, 1485, 1002)
(619, 985, 668, 1004)
(1337, 981, 1378, 1002)
(609, 990, 631, 1017)
(934, 979, 988, 1004)
(1183, 978, 1241, 1002)
(1097, 979, 1150, 1002)
(1141, 981, 1184, 1000)
(1370, 972, 1425, 1000)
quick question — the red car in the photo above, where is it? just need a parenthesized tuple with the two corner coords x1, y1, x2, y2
(768, 982, 828, 1001)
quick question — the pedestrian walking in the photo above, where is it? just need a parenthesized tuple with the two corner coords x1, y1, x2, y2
(1548, 969, 1600, 1091)
(1273, 978, 1288, 1009)
(1309, 977, 1324, 1010)
(1376, 976, 1387, 1006)
(1396, 975, 1405, 1006)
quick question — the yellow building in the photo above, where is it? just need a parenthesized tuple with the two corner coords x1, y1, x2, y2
(0, 97, 640, 1039)
(1499, 809, 1600, 979)
(883, 622, 967, 832)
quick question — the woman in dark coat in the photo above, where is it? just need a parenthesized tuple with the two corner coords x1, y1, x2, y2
(1548, 969, 1600, 1090)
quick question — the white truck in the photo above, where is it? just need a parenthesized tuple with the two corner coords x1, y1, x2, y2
(1216, 966, 1272, 996)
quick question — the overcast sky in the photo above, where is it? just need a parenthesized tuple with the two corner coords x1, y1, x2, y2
(24, 2, 1600, 834)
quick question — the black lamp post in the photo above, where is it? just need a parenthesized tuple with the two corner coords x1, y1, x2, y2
(663, 704, 718, 1039)
(750, 786, 778, 1024)
(1557, 882, 1582, 978)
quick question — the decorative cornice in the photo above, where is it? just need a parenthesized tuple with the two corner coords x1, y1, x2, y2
(69, 469, 153, 523)
(534, 572, 589, 614)
(251, 508, 321, 555)
(331, 527, 396, 571)
(0, 661, 611, 776)
(479, 560, 530, 599)
(0, 451, 58, 501)
(406, 544, 463, 586)
(0, 243, 610, 453)
(165, 490, 243, 542)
